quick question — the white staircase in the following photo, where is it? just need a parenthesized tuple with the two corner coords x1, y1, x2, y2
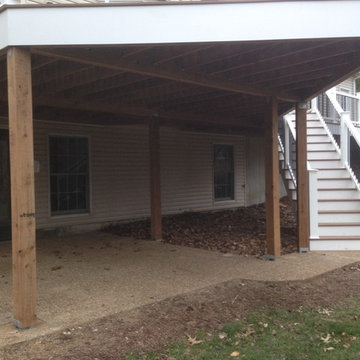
(279, 97, 360, 251)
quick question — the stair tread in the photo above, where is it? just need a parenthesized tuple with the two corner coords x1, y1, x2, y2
(318, 188, 357, 191)
(307, 150, 337, 152)
(308, 158, 340, 161)
(319, 222, 360, 226)
(319, 210, 360, 214)
(317, 236, 360, 240)
(307, 134, 328, 136)
(317, 168, 346, 170)
(318, 177, 352, 180)
(307, 142, 332, 145)
(319, 198, 360, 202)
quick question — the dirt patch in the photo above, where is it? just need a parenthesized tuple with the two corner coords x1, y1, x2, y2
(104, 199, 297, 256)
(1, 262, 359, 360)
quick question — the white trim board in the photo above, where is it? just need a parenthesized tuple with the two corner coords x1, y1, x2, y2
(1, 1, 360, 49)
(310, 240, 360, 251)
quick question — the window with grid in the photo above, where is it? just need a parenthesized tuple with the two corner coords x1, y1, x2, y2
(49, 136, 89, 215)
(213, 144, 234, 201)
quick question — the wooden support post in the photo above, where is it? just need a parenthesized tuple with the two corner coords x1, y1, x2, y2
(296, 103, 310, 252)
(149, 119, 162, 240)
(264, 97, 281, 259)
(7, 47, 37, 329)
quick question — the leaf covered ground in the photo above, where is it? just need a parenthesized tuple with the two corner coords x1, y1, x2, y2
(104, 199, 297, 256)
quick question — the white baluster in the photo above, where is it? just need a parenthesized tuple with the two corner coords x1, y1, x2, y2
(284, 118, 290, 167)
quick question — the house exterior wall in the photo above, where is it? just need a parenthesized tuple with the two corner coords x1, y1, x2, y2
(245, 136, 286, 206)
(0, 119, 249, 231)
(336, 77, 356, 94)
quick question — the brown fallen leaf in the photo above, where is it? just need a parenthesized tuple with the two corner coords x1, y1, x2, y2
(51, 265, 63, 271)
(230, 351, 240, 357)
(187, 335, 203, 346)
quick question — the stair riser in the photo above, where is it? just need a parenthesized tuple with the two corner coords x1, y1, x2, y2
(319, 226, 360, 236)
(287, 181, 296, 190)
(289, 114, 319, 121)
(318, 213, 360, 222)
(307, 128, 327, 135)
(308, 160, 342, 168)
(318, 179, 355, 188)
(310, 240, 360, 251)
(318, 190, 360, 199)
(307, 143, 336, 151)
(317, 169, 348, 177)
(307, 136, 331, 143)
(318, 201, 360, 211)
(306, 123, 322, 128)
(307, 152, 340, 160)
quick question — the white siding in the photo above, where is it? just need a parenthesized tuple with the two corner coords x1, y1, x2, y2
(161, 128, 246, 214)
(336, 77, 356, 94)
(0, 119, 247, 231)
(245, 136, 287, 206)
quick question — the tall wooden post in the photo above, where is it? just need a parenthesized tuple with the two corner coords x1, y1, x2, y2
(7, 47, 37, 329)
(296, 103, 310, 252)
(264, 97, 281, 259)
(149, 119, 162, 240)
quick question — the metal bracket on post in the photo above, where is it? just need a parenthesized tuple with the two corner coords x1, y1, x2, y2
(299, 247, 309, 253)
(266, 254, 276, 261)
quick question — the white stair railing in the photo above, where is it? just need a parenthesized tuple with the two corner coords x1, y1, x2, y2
(281, 114, 319, 240)
(283, 116, 297, 188)
(325, 90, 360, 191)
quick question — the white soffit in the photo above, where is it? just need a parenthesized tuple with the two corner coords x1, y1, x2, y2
(1, 1, 360, 50)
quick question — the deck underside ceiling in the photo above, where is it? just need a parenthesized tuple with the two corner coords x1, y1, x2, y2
(0, 38, 360, 131)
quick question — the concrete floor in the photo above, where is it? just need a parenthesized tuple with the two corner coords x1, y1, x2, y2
(0, 231, 360, 347)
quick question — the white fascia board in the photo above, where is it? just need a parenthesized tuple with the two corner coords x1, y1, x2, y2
(0, 10, 8, 50)
(1, 1, 360, 50)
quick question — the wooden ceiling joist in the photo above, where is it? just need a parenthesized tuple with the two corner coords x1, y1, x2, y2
(232, 40, 359, 81)
(31, 48, 300, 102)
(34, 95, 263, 129)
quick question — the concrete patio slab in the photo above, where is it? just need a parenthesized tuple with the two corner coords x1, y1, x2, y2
(0, 231, 359, 348)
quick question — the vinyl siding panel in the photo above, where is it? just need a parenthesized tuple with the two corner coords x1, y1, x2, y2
(161, 128, 246, 214)
(0, 119, 247, 230)
(336, 77, 355, 94)
(245, 136, 287, 206)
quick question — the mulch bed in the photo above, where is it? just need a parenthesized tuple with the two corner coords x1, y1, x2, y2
(104, 198, 297, 256)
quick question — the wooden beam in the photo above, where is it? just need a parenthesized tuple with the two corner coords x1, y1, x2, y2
(7, 47, 37, 329)
(31, 48, 300, 102)
(296, 103, 310, 252)
(149, 119, 162, 240)
(264, 97, 281, 259)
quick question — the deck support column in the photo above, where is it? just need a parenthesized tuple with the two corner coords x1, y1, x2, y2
(296, 103, 310, 252)
(264, 97, 281, 259)
(7, 47, 37, 328)
(149, 119, 162, 240)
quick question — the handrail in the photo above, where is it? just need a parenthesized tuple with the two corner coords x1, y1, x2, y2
(325, 90, 360, 191)
(283, 113, 315, 171)
(342, 112, 360, 148)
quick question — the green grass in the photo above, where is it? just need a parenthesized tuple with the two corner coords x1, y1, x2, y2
(125, 297, 360, 360)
